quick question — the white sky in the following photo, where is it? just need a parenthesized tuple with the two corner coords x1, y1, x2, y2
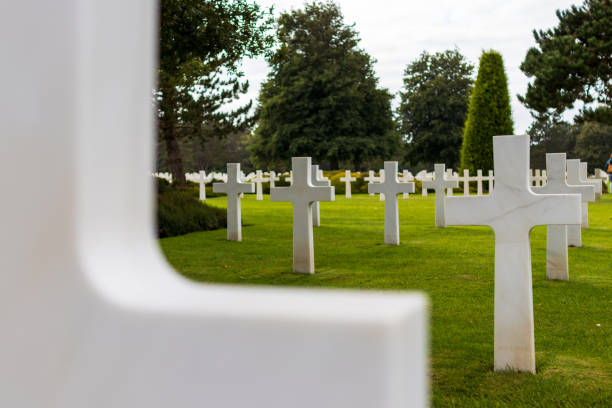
(238, 0, 579, 133)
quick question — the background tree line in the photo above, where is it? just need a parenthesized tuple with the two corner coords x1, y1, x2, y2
(156, 0, 611, 183)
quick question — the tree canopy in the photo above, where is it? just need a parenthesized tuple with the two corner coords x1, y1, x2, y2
(398, 49, 473, 170)
(250, 1, 397, 170)
(574, 121, 612, 171)
(460, 50, 514, 173)
(519, 0, 612, 122)
(157, 0, 273, 183)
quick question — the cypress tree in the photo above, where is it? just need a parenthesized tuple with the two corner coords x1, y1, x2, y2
(460, 50, 514, 173)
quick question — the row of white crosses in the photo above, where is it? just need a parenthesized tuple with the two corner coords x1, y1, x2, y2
(197, 166, 556, 202)
(198, 136, 599, 377)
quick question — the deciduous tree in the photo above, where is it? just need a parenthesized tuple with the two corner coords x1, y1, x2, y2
(398, 49, 473, 170)
(250, 1, 397, 170)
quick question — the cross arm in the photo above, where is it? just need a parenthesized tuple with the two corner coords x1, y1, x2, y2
(528, 193, 581, 226)
(212, 182, 229, 194)
(238, 183, 256, 194)
(445, 179, 459, 189)
(310, 186, 335, 202)
(446, 196, 495, 226)
(532, 184, 594, 202)
(399, 182, 415, 194)
(368, 183, 384, 195)
(270, 186, 294, 202)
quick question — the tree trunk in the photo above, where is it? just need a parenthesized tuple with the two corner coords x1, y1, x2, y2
(159, 85, 186, 185)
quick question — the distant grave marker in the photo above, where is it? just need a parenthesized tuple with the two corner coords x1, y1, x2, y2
(340, 170, 356, 198)
(422, 164, 458, 228)
(271, 158, 334, 273)
(311, 164, 331, 227)
(368, 162, 414, 245)
(213, 163, 255, 241)
(252, 170, 269, 200)
(532, 153, 593, 280)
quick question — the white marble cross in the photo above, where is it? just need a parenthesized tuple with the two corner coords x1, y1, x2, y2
(566, 159, 596, 246)
(488, 170, 494, 193)
(422, 164, 458, 228)
(340, 170, 356, 198)
(445, 169, 456, 195)
(368, 162, 415, 245)
(475, 169, 485, 195)
(252, 170, 269, 200)
(213, 163, 255, 241)
(269, 170, 280, 188)
(462, 169, 471, 196)
(446, 135, 581, 373)
(364, 170, 377, 196)
(1, 2, 428, 407)
(311, 164, 331, 226)
(378, 170, 385, 201)
(531, 169, 543, 187)
(401, 170, 414, 199)
(532, 154, 593, 280)
(580, 162, 602, 200)
(271, 158, 334, 273)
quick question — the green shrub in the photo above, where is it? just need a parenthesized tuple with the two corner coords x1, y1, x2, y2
(460, 50, 514, 173)
(156, 178, 227, 238)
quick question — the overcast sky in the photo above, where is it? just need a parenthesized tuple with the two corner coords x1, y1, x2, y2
(238, 0, 579, 133)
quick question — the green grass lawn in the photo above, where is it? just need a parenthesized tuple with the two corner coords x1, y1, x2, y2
(160, 193, 612, 407)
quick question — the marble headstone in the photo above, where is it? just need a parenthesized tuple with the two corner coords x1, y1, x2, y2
(0, 3, 428, 407)
(271, 158, 334, 273)
(446, 135, 580, 373)
(566, 159, 595, 246)
(580, 162, 602, 200)
(213, 163, 255, 241)
(532, 154, 593, 280)
(311, 164, 331, 227)
(422, 164, 458, 228)
(368, 161, 415, 245)
(340, 170, 356, 198)
(252, 170, 269, 201)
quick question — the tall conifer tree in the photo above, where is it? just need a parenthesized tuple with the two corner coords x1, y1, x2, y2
(460, 50, 514, 172)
